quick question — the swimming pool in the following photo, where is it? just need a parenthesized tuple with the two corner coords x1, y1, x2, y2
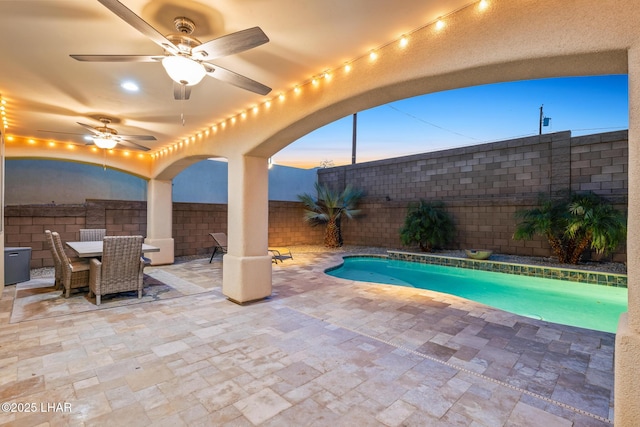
(326, 256, 627, 333)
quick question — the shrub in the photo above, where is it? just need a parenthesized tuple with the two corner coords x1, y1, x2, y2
(399, 200, 455, 252)
(513, 191, 626, 264)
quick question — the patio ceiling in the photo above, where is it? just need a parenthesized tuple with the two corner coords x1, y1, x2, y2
(0, 0, 472, 158)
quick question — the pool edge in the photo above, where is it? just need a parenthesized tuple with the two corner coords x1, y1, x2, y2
(388, 250, 627, 288)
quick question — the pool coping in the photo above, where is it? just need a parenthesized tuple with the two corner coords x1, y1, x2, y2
(335, 251, 627, 288)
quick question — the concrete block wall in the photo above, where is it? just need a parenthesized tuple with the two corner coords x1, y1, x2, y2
(324, 130, 628, 262)
(4, 130, 629, 268)
(6, 200, 322, 268)
(5, 205, 87, 269)
(570, 131, 628, 194)
(268, 201, 324, 246)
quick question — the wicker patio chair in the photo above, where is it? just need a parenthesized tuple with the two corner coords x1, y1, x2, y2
(44, 230, 63, 290)
(80, 228, 106, 241)
(88, 236, 145, 305)
(51, 231, 90, 298)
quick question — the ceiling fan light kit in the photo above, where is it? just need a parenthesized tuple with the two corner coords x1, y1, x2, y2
(71, 0, 272, 99)
(161, 55, 207, 86)
(93, 136, 118, 149)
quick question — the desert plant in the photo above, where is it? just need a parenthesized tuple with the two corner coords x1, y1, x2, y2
(513, 191, 626, 264)
(513, 194, 571, 262)
(297, 183, 363, 248)
(399, 200, 455, 252)
(566, 192, 627, 263)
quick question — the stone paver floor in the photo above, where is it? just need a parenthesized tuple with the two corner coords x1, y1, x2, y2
(0, 249, 614, 426)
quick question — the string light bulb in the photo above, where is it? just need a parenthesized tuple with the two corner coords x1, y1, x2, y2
(478, 0, 488, 10)
(369, 50, 378, 60)
(435, 18, 445, 30)
(399, 35, 409, 48)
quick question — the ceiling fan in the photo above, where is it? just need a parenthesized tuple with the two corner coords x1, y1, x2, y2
(71, 0, 272, 100)
(39, 118, 156, 151)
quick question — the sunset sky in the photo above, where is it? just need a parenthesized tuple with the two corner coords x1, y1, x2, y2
(272, 75, 628, 169)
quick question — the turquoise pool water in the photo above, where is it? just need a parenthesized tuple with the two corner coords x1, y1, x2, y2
(326, 257, 627, 333)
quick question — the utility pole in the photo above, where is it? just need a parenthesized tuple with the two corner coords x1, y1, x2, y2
(539, 104, 543, 135)
(351, 113, 357, 164)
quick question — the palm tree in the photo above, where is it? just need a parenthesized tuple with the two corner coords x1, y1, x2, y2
(298, 183, 363, 248)
(513, 192, 626, 264)
(513, 194, 571, 262)
(566, 192, 627, 263)
(399, 200, 455, 252)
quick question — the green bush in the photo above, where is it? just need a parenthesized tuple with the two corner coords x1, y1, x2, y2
(399, 200, 455, 252)
(513, 191, 626, 264)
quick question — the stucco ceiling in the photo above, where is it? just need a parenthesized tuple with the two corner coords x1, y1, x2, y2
(0, 0, 472, 155)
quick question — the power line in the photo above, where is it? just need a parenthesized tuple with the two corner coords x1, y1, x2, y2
(386, 104, 481, 141)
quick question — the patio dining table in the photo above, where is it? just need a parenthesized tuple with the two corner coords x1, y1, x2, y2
(66, 241, 160, 258)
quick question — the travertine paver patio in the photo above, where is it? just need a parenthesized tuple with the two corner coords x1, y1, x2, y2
(0, 249, 614, 426)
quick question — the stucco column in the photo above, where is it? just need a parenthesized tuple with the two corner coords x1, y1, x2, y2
(145, 179, 174, 265)
(615, 47, 640, 426)
(222, 154, 272, 303)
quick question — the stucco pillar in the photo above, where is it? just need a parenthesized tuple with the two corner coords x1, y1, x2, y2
(615, 47, 640, 426)
(222, 154, 272, 303)
(145, 179, 174, 265)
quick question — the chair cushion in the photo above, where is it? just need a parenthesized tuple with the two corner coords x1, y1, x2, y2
(70, 260, 90, 272)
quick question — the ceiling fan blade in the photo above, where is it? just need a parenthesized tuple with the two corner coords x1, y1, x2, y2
(37, 129, 85, 136)
(71, 54, 164, 62)
(117, 134, 157, 141)
(192, 27, 269, 60)
(97, 0, 180, 55)
(117, 139, 150, 151)
(76, 122, 101, 134)
(206, 64, 271, 95)
(173, 82, 191, 100)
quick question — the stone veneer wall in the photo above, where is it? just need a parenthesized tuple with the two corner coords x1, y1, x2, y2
(6, 200, 322, 268)
(318, 130, 628, 262)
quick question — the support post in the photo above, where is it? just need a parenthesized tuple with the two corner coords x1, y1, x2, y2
(615, 46, 640, 426)
(145, 179, 174, 265)
(222, 154, 272, 303)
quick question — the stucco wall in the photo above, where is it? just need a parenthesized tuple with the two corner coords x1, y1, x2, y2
(319, 130, 628, 261)
(6, 159, 316, 205)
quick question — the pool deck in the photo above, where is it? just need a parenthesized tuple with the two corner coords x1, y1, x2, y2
(0, 249, 615, 426)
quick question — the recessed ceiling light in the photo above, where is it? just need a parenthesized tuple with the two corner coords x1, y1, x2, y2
(84, 135, 94, 141)
(121, 81, 139, 92)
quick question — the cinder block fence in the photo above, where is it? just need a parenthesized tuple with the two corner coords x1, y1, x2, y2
(5, 130, 628, 268)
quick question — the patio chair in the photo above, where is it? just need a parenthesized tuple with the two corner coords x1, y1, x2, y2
(269, 247, 293, 264)
(51, 231, 90, 298)
(209, 232, 228, 263)
(80, 228, 106, 241)
(44, 230, 63, 290)
(89, 236, 145, 305)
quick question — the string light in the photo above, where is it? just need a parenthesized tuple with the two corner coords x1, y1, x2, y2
(148, 0, 494, 159)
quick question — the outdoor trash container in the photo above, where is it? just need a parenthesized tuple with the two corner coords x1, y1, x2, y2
(4, 247, 31, 285)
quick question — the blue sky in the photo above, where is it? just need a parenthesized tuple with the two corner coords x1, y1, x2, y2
(273, 75, 628, 168)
